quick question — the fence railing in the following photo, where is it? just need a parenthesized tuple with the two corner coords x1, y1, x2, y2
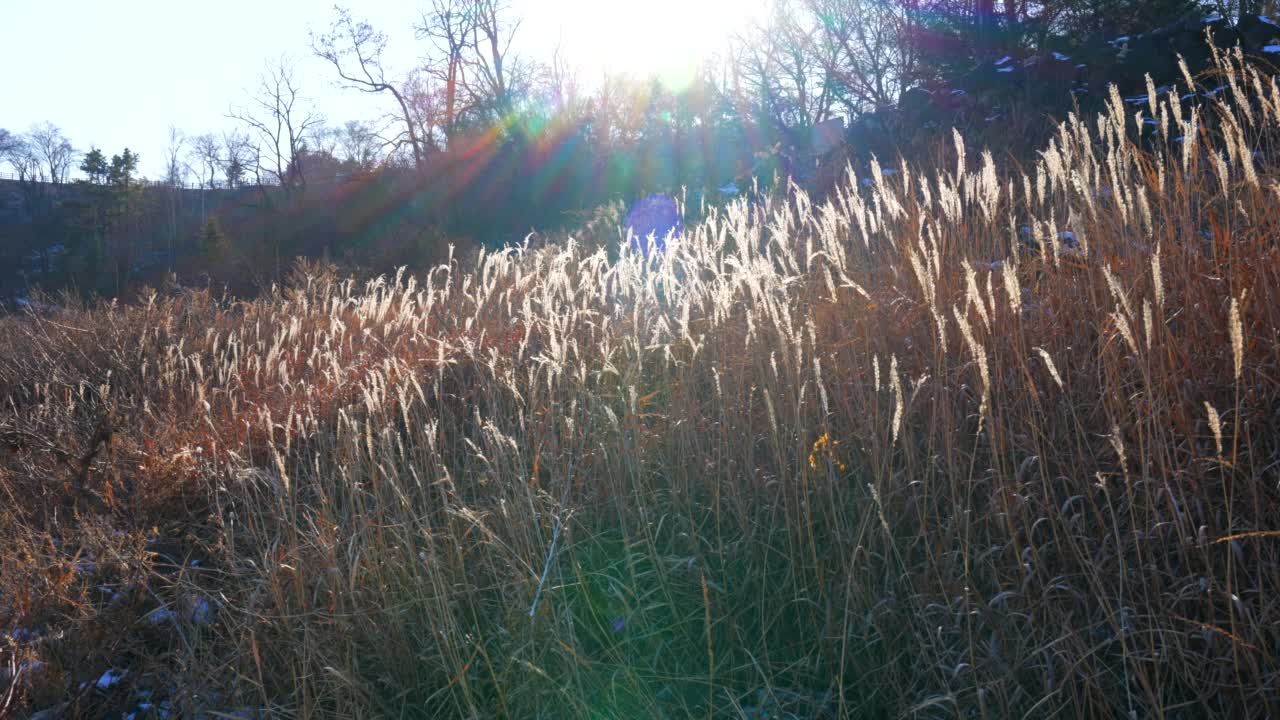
(0, 171, 280, 189)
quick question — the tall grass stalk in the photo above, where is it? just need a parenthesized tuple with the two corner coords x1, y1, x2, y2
(3, 42, 1280, 719)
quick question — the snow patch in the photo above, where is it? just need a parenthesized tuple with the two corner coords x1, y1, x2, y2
(97, 668, 128, 689)
(185, 595, 216, 625)
(5, 628, 38, 642)
(144, 607, 179, 625)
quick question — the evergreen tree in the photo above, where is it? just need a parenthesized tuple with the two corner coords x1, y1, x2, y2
(79, 147, 108, 185)
(199, 218, 230, 258)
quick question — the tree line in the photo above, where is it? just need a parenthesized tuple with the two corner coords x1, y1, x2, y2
(2, 0, 1268, 299)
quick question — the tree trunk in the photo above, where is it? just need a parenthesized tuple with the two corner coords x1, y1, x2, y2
(389, 86, 425, 172)
(446, 58, 459, 142)
(975, 0, 996, 28)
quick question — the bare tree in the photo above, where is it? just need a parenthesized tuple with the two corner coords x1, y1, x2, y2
(334, 120, 383, 170)
(313, 8, 429, 170)
(163, 125, 188, 267)
(311, 123, 343, 158)
(801, 0, 915, 113)
(462, 0, 537, 120)
(544, 33, 583, 116)
(229, 57, 323, 188)
(589, 71, 653, 148)
(417, 0, 476, 143)
(416, 0, 535, 132)
(732, 2, 840, 130)
(6, 137, 42, 182)
(164, 125, 189, 186)
(189, 133, 223, 189)
(221, 130, 252, 188)
(26, 122, 76, 183)
(187, 133, 222, 224)
(401, 68, 446, 154)
(728, 0, 915, 139)
(0, 130, 33, 191)
(0, 129, 19, 170)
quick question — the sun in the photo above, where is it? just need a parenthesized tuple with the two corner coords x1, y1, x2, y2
(547, 0, 765, 90)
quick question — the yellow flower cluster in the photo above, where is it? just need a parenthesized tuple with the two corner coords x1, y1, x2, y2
(809, 433, 848, 472)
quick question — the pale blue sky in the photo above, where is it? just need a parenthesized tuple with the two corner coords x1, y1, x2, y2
(2, 0, 761, 178)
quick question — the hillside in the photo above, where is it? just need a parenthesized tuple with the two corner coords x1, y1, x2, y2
(3, 45, 1280, 719)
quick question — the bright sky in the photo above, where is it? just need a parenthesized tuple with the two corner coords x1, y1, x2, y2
(2, 0, 763, 178)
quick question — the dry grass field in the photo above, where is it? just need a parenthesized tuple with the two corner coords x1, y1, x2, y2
(3, 46, 1280, 718)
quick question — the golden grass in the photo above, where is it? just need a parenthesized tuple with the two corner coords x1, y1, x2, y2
(4, 45, 1280, 718)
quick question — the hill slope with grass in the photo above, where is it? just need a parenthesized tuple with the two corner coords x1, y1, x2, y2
(4, 46, 1280, 719)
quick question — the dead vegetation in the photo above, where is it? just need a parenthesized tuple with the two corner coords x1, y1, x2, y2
(4, 46, 1280, 719)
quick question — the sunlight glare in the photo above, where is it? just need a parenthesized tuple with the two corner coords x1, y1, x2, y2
(550, 0, 764, 90)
